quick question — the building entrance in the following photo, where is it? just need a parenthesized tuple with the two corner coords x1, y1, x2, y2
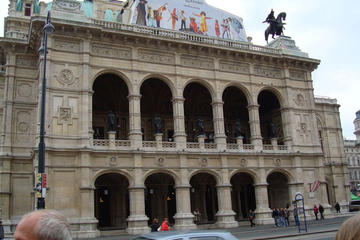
(145, 173, 176, 224)
(94, 173, 129, 229)
(267, 172, 290, 209)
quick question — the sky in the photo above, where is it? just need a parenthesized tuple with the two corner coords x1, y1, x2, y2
(0, 0, 359, 139)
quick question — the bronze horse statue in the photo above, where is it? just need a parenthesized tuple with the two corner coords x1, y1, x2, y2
(264, 12, 286, 43)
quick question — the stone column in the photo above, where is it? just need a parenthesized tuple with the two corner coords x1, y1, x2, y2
(128, 94, 142, 149)
(108, 131, 116, 150)
(127, 155, 149, 234)
(271, 138, 278, 150)
(254, 165, 272, 224)
(174, 185, 196, 230)
(281, 107, 293, 147)
(248, 104, 262, 149)
(172, 97, 186, 150)
(212, 100, 227, 151)
(236, 136, 244, 150)
(216, 184, 238, 228)
(155, 133, 163, 150)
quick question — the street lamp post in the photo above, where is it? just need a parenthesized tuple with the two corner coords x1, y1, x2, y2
(37, 11, 55, 209)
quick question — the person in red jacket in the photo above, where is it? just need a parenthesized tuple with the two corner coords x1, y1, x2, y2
(313, 204, 319, 220)
(160, 218, 169, 231)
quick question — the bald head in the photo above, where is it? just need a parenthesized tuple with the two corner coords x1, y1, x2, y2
(14, 210, 72, 240)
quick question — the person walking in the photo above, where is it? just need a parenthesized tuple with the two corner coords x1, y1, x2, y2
(0, 220, 4, 240)
(160, 218, 169, 231)
(150, 218, 160, 232)
(319, 204, 325, 220)
(313, 204, 319, 220)
(272, 208, 278, 227)
(249, 210, 255, 227)
(293, 205, 300, 227)
(285, 207, 290, 226)
(335, 202, 341, 213)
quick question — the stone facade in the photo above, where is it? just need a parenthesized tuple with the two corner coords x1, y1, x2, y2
(0, 0, 350, 238)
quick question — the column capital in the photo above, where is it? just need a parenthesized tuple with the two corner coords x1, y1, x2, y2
(128, 185, 146, 190)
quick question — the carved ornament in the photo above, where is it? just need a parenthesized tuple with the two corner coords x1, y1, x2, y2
(109, 156, 118, 166)
(55, 69, 77, 86)
(58, 107, 72, 124)
(254, 65, 282, 78)
(294, 94, 305, 107)
(289, 70, 306, 80)
(138, 50, 174, 65)
(240, 159, 247, 167)
(54, 39, 80, 52)
(200, 157, 208, 167)
(92, 44, 131, 59)
(17, 83, 32, 98)
(219, 61, 249, 74)
(181, 56, 214, 69)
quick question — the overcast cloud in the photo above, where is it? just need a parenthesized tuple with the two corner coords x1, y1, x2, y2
(0, 0, 358, 139)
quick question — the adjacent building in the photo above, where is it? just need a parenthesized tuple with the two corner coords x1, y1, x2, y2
(0, 0, 350, 238)
(345, 111, 360, 190)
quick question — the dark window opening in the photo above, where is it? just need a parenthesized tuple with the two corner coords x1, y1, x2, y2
(25, 4, 32, 16)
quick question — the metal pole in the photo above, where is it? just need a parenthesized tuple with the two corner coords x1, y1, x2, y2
(37, 12, 53, 209)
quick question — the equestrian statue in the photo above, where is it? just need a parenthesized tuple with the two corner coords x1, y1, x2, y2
(263, 9, 286, 43)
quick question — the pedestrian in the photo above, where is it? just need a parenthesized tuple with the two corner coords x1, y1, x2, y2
(318, 204, 325, 220)
(160, 218, 169, 231)
(335, 202, 341, 213)
(279, 208, 286, 227)
(285, 207, 290, 226)
(14, 209, 72, 240)
(150, 218, 159, 232)
(313, 204, 319, 220)
(272, 208, 278, 227)
(0, 220, 4, 240)
(249, 210, 255, 227)
(293, 205, 300, 227)
(334, 213, 360, 240)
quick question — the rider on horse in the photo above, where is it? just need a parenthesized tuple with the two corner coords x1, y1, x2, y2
(263, 9, 276, 35)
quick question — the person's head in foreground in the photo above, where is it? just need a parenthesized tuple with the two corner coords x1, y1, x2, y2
(335, 213, 360, 240)
(14, 209, 72, 240)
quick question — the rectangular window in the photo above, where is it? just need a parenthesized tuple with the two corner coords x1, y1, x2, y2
(25, 3, 32, 16)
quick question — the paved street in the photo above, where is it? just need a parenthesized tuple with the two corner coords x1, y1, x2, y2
(83, 214, 355, 240)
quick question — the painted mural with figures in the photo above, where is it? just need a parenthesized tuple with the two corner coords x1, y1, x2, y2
(130, 0, 248, 42)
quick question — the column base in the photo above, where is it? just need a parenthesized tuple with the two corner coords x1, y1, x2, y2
(127, 215, 150, 235)
(254, 208, 273, 225)
(215, 210, 238, 228)
(68, 217, 100, 238)
(173, 213, 196, 230)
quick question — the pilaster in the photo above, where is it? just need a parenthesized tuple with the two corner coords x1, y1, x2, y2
(211, 100, 226, 150)
(128, 94, 142, 148)
(172, 97, 186, 149)
(247, 104, 262, 149)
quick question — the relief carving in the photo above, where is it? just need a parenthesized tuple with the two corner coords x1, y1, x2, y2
(92, 44, 131, 59)
(200, 157, 208, 167)
(254, 65, 282, 78)
(17, 83, 32, 98)
(138, 50, 174, 65)
(181, 56, 214, 69)
(294, 93, 305, 107)
(58, 107, 72, 124)
(157, 157, 165, 166)
(219, 61, 249, 74)
(289, 70, 306, 80)
(274, 158, 281, 167)
(54, 39, 80, 52)
(240, 158, 247, 167)
(54, 68, 78, 86)
(18, 122, 29, 132)
(54, 0, 82, 12)
(109, 156, 118, 166)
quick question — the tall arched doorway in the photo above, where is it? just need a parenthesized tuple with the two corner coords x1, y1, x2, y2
(140, 79, 173, 141)
(145, 173, 176, 224)
(258, 90, 283, 145)
(184, 82, 214, 142)
(92, 74, 129, 140)
(267, 172, 290, 209)
(190, 173, 218, 224)
(223, 86, 250, 143)
(94, 173, 129, 230)
(230, 173, 256, 220)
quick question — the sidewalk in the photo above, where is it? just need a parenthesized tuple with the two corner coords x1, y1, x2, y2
(82, 213, 356, 240)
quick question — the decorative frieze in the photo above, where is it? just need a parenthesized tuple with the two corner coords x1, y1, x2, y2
(254, 65, 282, 79)
(58, 107, 72, 124)
(92, 44, 131, 59)
(54, 39, 81, 52)
(289, 70, 306, 80)
(294, 93, 305, 107)
(138, 50, 174, 65)
(219, 61, 249, 74)
(181, 55, 214, 69)
(53, 64, 79, 87)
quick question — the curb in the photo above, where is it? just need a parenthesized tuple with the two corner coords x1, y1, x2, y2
(248, 229, 338, 240)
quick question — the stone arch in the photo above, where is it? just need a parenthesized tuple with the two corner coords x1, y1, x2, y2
(256, 86, 284, 108)
(92, 169, 134, 188)
(91, 69, 133, 94)
(144, 172, 177, 224)
(143, 169, 180, 187)
(183, 78, 216, 102)
(221, 82, 253, 106)
(188, 169, 221, 185)
(266, 169, 295, 183)
(139, 74, 176, 98)
(229, 169, 259, 184)
(266, 170, 291, 209)
(94, 172, 130, 230)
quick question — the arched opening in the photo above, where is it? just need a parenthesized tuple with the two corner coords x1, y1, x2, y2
(92, 74, 129, 140)
(267, 172, 290, 209)
(184, 82, 214, 142)
(230, 173, 256, 220)
(190, 173, 218, 224)
(94, 173, 129, 230)
(223, 86, 250, 143)
(140, 79, 173, 141)
(258, 90, 284, 145)
(145, 173, 176, 225)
